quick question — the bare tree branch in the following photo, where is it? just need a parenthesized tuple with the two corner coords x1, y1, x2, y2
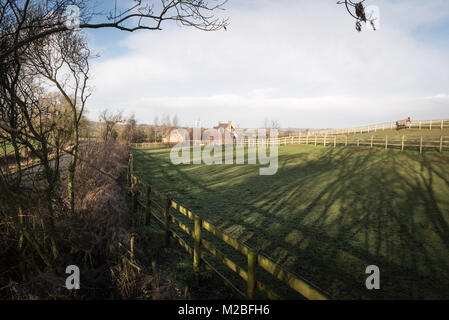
(337, 0, 376, 32)
(0, 0, 229, 61)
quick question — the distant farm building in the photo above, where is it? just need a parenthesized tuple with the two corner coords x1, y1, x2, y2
(162, 128, 188, 144)
(162, 122, 238, 144)
(213, 121, 239, 140)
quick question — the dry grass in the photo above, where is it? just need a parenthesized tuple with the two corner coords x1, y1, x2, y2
(0, 139, 188, 299)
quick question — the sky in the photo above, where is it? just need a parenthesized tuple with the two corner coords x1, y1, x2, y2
(83, 0, 449, 129)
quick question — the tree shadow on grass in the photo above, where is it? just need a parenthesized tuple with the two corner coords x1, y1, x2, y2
(132, 146, 449, 299)
(243, 148, 449, 299)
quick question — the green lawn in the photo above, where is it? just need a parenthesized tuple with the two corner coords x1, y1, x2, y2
(132, 145, 449, 299)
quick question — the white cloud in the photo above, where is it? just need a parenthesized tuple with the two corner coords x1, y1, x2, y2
(86, 0, 449, 128)
(429, 94, 449, 100)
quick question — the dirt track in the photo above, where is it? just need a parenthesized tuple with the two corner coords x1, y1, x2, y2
(8, 154, 72, 188)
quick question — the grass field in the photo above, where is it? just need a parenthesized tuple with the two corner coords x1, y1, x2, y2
(132, 144, 449, 299)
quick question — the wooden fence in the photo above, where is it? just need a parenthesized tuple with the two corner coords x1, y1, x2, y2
(269, 135, 448, 153)
(129, 142, 167, 148)
(127, 152, 330, 300)
(310, 118, 449, 136)
(132, 134, 448, 153)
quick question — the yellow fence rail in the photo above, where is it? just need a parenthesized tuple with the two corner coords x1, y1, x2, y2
(127, 152, 330, 300)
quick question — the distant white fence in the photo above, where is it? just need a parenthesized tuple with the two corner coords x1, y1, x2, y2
(310, 118, 449, 136)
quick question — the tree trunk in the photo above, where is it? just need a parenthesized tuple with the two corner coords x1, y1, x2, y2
(11, 136, 22, 186)
(67, 125, 79, 215)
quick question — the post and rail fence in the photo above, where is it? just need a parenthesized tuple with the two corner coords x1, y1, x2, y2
(308, 118, 449, 136)
(132, 134, 449, 154)
(127, 152, 330, 300)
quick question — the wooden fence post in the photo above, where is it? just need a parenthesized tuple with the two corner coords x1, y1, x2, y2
(401, 136, 405, 152)
(132, 177, 138, 213)
(440, 136, 444, 153)
(370, 135, 373, 148)
(315, 135, 317, 146)
(357, 137, 360, 147)
(247, 250, 257, 300)
(334, 136, 337, 148)
(164, 198, 171, 247)
(441, 120, 444, 130)
(419, 121, 422, 129)
(420, 136, 423, 154)
(430, 121, 432, 130)
(130, 236, 135, 262)
(345, 135, 348, 147)
(193, 216, 202, 274)
(385, 136, 388, 151)
(306, 135, 309, 145)
(127, 154, 132, 193)
(145, 186, 152, 225)
(324, 135, 327, 147)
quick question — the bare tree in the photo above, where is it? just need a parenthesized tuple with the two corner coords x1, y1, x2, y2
(41, 92, 75, 177)
(0, 67, 71, 225)
(121, 114, 136, 143)
(153, 115, 160, 142)
(161, 113, 172, 137)
(99, 109, 124, 141)
(264, 117, 270, 130)
(262, 118, 280, 137)
(172, 114, 179, 128)
(21, 29, 92, 214)
(263, 118, 280, 130)
(121, 114, 145, 143)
